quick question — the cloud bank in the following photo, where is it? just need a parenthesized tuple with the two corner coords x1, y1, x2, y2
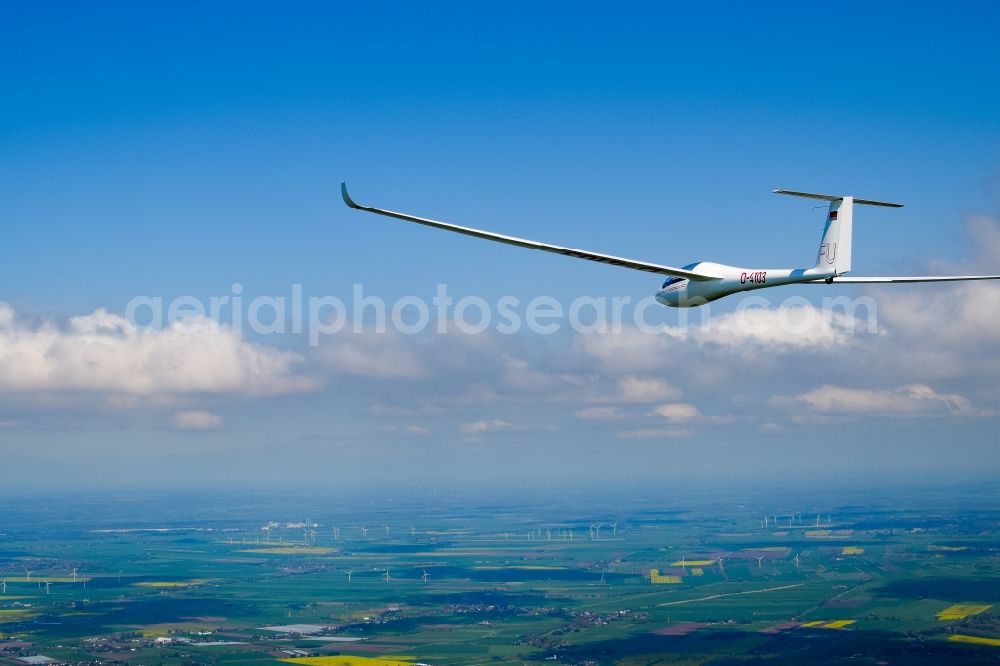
(0, 305, 317, 398)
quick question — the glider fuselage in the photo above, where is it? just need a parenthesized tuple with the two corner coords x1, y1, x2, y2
(654, 262, 834, 307)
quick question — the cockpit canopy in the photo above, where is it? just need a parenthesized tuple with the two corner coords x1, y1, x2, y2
(661, 276, 686, 289)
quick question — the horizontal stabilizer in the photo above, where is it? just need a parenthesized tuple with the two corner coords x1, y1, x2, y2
(774, 189, 903, 208)
(810, 275, 1000, 284)
(341, 182, 723, 281)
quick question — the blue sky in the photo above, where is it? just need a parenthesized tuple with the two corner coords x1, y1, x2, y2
(2, 2, 1000, 488)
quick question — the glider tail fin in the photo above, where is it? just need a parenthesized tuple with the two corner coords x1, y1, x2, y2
(773, 189, 903, 276)
(817, 196, 853, 274)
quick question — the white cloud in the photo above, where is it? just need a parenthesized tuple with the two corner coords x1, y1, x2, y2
(850, 214, 1000, 381)
(575, 305, 862, 374)
(379, 424, 432, 436)
(575, 406, 628, 420)
(966, 214, 1000, 268)
(615, 375, 681, 403)
(652, 403, 700, 423)
(7, 215, 1000, 438)
(461, 419, 511, 433)
(316, 330, 426, 379)
(785, 383, 991, 417)
(694, 306, 859, 349)
(171, 410, 223, 430)
(500, 356, 587, 394)
(0, 304, 316, 398)
(369, 403, 442, 417)
(574, 327, 675, 373)
(617, 427, 694, 439)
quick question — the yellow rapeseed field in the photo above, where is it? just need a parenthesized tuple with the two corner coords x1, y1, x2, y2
(133, 579, 210, 588)
(281, 657, 415, 666)
(949, 634, 1000, 647)
(0, 609, 37, 620)
(823, 620, 856, 629)
(669, 560, 715, 567)
(800, 620, 855, 629)
(649, 569, 681, 584)
(841, 547, 864, 555)
(937, 604, 992, 620)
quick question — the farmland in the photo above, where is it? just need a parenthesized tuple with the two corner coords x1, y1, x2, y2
(1, 481, 999, 665)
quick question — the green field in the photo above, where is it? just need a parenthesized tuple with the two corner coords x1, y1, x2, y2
(1, 484, 999, 664)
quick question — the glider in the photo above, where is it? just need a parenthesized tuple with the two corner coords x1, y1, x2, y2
(342, 183, 1000, 307)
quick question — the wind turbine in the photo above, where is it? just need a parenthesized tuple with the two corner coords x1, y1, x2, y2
(411, 525, 416, 537)
(421, 570, 430, 583)
(793, 553, 801, 569)
(756, 556, 765, 569)
(611, 522, 618, 537)
(345, 569, 354, 583)
(763, 515, 769, 528)
(333, 527, 340, 540)
(383, 569, 391, 583)
(44, 580, 50, 595)
(384, 525, 390, 536)
(361, 526, 368, 538)
(717, 557, 725, 570)
(2, 579, 6, 594)
(117, 570, 123, 583)
(24, 569, 32, 582)
(599, 569, 607, 585)
(71, 567, 78, 583)
(594, 523, 602, 540)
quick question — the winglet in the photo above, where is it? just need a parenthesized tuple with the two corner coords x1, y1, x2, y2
(341, 181, 361, 209)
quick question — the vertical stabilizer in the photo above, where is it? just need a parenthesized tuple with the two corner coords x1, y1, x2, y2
(774, 189, 903, 276)
(816, 196, 853, 274)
